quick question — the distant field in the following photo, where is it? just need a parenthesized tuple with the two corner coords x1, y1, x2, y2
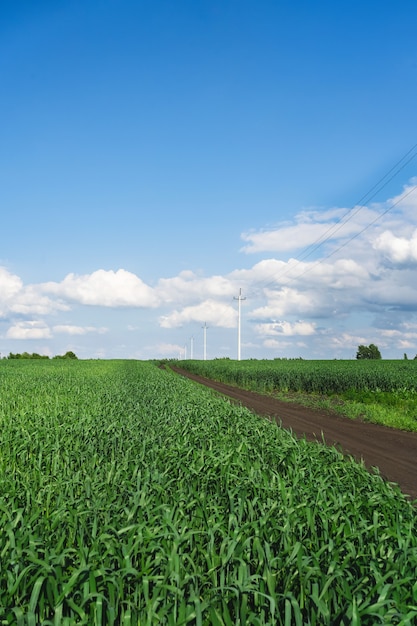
(1, 359, 417, 624)
(178, 359, 417, 431)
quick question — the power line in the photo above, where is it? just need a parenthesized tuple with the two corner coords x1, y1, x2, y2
(295, 183, 417, 280)
(247, 143, 417, 297)
(258, 183, 417, 294)
(297, 142, 417, 265)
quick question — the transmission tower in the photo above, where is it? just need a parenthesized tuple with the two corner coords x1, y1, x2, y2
(234, 289, 246, 361)
(202, 323, 208, 360)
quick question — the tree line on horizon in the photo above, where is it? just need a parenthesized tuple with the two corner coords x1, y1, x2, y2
(4, 351, 78, 360)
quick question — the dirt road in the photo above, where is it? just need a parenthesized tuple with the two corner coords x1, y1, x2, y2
(172, 367, 417, 502)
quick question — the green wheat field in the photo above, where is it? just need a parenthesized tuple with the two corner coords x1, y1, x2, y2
(1, 359, 417, 625)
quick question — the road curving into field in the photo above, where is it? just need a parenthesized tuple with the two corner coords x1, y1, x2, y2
(171, 366, 417, 502)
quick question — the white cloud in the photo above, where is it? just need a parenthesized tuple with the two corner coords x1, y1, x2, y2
(364, 282, 417, 308)
(330, 332, 369, 350)
(0, 267, 22, 302)
(159, 299, 237, 328)
(305, 258, 368, 288)
(250, 287, 329, 319)
(230, 258, 288, 282)
(53, 325, 108, 335)
(42, 269, 159, 307)
(41, 269, 237, 310)
(11, 287, 69, 316)
(148, 342, 185, 357)
(242, 222, 330, 253)
(374, 229, 417, 265)
(381, 326, 417, 344)
(2, 179, 417, 359)
(7, 321, 52, 340)
(380, 329, 402, 338)
(402, 321, 417, 332)
(254, 320, 317, 337)
(156, 271, 235, 303)
(398, 339, 415, 349)
(0, 267, 67, 317)
(240, 206, 377, 254)
(263, 338, 293, 349)
(262, 338, 308, 352)
(383, 180, 417, 219)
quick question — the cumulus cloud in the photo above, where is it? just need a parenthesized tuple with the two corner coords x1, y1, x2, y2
(363, 282, 417, 309)
(11, 287, 69, 316)
(2, 179, 417, 359)
(255, 258, 368, 291)
(263, 338, 309, 352)
(159, 299, 237, 328)
(263, 338, 293, 349)
(402, 321, 417, 332)
(383, 179, 417, 219)
(147, 342, 185, 357)
(241, 206, 377, 254)
(53, 325, 108, 335)
(397, 339, 415, 349)
(250, 287, 331, 319)
(254, 320, 317, 337)
(381, 324, 417, 344)
(156, 271, 235, 303)
(374, 229, 417, 265)
(5, 321, 107, 340)
(39, 268, 237, 310)
(330, 332, 369, 350)
(7, 321, 52, 340)
(0, 267, 22, 301)
(0, 267, 67, 317)
(42, 269, 159, 307)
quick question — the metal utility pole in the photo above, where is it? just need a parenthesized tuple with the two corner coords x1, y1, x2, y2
(190, 336, 194, 359)
(202, 322, 208, 360)
(234, 289, 246, 361)
(184, 344, 187, 360)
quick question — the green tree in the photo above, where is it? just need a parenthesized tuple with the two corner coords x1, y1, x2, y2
(356, 343, 382, 360)
(7, 352, 49, 359)
(63, 351, 78, 359)
(53, 351, 78, 360)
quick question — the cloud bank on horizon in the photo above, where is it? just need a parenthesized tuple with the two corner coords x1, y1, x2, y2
(1, 1, 417, 360)
(1, 180, 417, 359)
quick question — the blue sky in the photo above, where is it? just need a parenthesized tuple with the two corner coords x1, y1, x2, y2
(1, 0, 417, 360)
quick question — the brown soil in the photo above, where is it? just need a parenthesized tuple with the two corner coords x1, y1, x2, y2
(172, 367, 417, 502)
